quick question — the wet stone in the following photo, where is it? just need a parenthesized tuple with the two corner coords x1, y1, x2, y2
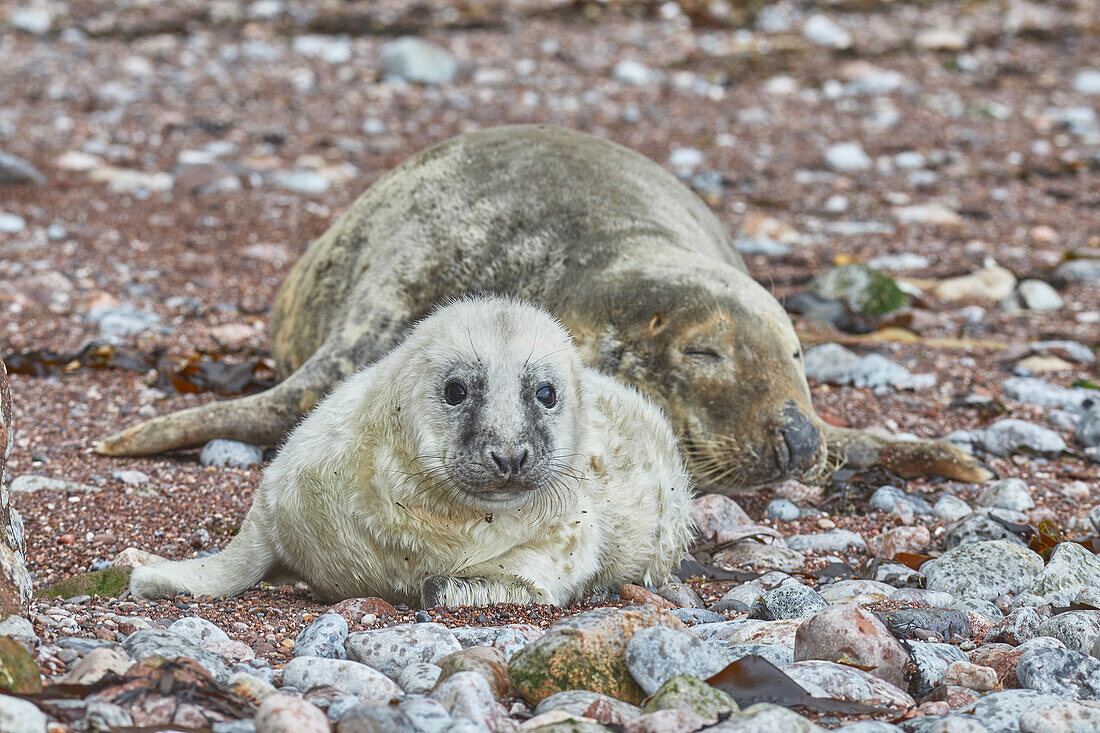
(906, 641, 968, 698)
(122, 628, 230, 683)
(794, 604, 909, 689)
(282, 656, 401, 702)
(749, 583, 829, 620)
(963, 689, 1064, 732)
(726, 644, 794, 668)
(397, 662, 441, 694)
(294, 612, 348, 659)
(1016, 645, 1100, 699)
(344, 622, 461, 680)
(782, 661, 915, 710)
(923, 542, 1044, 601)
(167, 616, 229, 645)
(1035, 611, 1100, 654)
(644, 674, 738, 718)
(876, 608, 971, 643)
(200, 440, 264, 469)
(534, 690, 642, 721)
(943, 512, 1027, 549)
(976, 479, 1035, 512)
(624, 626, 728, 695)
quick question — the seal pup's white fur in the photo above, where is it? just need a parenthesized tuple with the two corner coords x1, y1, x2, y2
(130, 297, 695, 607)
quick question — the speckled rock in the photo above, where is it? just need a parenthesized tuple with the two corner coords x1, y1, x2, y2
(943, 661, 999, 692)
(784, 660, 915, 709)
(345, 623, 461, 680)
(282, 657, 401, 702)
(943, 512, 1027, 549)
(976, 479, 1035, 512)
(508, 606, 687, 705)
(643, 674, 738, 718)
(295, 613, 348, 660)
(624, 708, 712, 733)
(656, 579, 705, 609)
(715, 542, 806, 573)
(59, 646, 132, 685)
(989, 607, 1048, 646)
(726, 644, 794, 668)
(819, 580, 896, 605)
(981, 419, 1066, 456)
(923, 542, 1044, 601)
(623, 626, 727, 695)
(869, 486, 934, 515)
(727, 619, 803, 647)
(749, 584, 829, 620)
(450, 625, 540, 658)
(254, 694, 329, 733)
(670, 609, 723, 625)
(1028, 543, 1100, 607)
(1018, 700, 1100, 732)
(876, 608, 971, 642)
(1036, 612, 1100, 654)
(786, 529, 867, 553)
(964, 690, 1065, 732)
(168, 617, 229, 646)
(0, 694, 47, 733)
(952, 598, 1004, 622)
(692, 494, 753, 541)
(794, 604, 909, 689)
(1016, 645, 1100, 699)
(534, 690, 642, 721)
(436, 646, 514, 700)
(122, 629, 230, 683)
(906, 641, 968, 698)
(199, 439, 264, 468)
(889, 589, 955, 607)
(707, 702, 826, 731)
(396, 662, 441, 695)
(430, 670, 510, 731)
(867, 526, 932, 559)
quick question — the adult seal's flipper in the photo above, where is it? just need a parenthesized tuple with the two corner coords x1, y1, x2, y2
(822, 425, 996, 484)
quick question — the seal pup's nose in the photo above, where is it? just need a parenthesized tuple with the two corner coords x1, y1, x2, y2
(779, 402, 820, 474)
(489, 448, 529, 477)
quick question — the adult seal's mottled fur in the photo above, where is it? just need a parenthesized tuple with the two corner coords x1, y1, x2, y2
(129, 298, 695, 606)
(98, 125, 993, 490)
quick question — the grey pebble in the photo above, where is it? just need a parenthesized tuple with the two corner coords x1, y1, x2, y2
(200, 439, 264, 468)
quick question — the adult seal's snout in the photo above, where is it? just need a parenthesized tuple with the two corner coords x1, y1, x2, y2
(779, 402, 820, 474)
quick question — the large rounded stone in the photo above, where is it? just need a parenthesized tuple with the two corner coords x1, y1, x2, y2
(794, 604, 909, 689)
(435, 646, 514, 700)
(1016, 645, 1100, 699)
(508, 606, 687, 705)
(295, 613, 348, 659)
(1036, 611, 1100, 654)
(782, 660, 915, 709)
(749, 584, 829, 620)
(345, 623, 461, 680)
(644, 674, 738, 719)
(624, 627, 727, 695)
(282, 657, 401, 702)
(923, 541, 1044, 601)
(706, 702, 826, 732)
(1028, 543, 1100, 607)
(0, 359, 31, 620)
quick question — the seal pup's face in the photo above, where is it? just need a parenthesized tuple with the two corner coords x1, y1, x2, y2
(569, 264, 827, 491)
(396, 298, 585, 511)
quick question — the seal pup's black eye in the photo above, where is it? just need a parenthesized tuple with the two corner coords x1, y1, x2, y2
(444, 380, 467, 405)
(535, 384, 557, 408)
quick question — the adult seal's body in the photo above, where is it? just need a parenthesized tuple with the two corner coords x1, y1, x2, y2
(129, 298, 695, 606)
(99, 125, 992, 490)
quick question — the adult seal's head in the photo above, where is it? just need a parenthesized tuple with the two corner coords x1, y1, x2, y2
(565, 253, 822, 489)
(390, 298, 585, 508)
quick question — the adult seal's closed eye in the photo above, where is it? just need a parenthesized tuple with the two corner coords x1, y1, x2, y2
(97, 124, 993, 490)
(128, 297, 696, 606)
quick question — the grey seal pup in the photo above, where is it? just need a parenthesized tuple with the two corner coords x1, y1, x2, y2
(129, 297, 695, 606)
(98, 125, 992, 490)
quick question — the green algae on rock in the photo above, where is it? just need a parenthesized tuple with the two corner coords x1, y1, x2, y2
(36, 567, 132, 599)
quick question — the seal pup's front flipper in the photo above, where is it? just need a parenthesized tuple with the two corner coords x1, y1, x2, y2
(129, 501, 282, 599)
(821, 425, 995, 484)
(419, 575, 541, 608)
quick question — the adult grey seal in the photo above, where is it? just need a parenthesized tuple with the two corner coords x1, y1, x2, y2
(97, 125, 992, 490)
(129, 297, 695, 606)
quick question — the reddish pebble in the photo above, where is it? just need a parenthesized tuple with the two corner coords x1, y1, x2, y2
(329, 596, 399, 622)
(58, 534, 76, 545)
(619, 584, 675, 609)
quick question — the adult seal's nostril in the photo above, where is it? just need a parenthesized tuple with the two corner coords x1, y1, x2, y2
(779, 403, 820, 472)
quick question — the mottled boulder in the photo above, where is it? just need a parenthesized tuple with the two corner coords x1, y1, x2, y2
(0, 359, 31, 619)
(794, 604, 909, 689)
(923, 541, 1044, 601)
(508, 606, 687, 705)
(1028, 543, 1100, 607)
(644, 674, 738, 719)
